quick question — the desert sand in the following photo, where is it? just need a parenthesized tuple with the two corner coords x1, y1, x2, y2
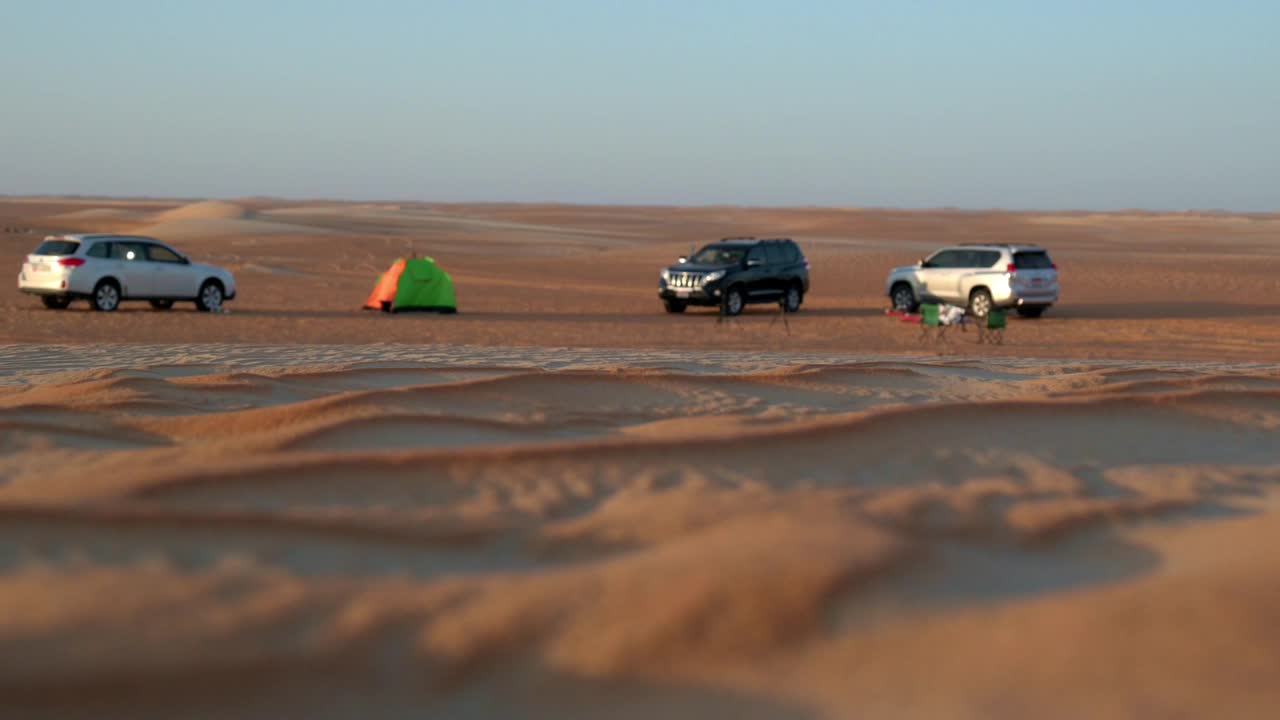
(1, 198, 1279, 719)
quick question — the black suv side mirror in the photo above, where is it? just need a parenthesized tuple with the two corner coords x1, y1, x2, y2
(677, 256, 687, 264)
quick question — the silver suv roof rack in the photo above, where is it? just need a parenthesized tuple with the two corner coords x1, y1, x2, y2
(957, 243, 1042, 249)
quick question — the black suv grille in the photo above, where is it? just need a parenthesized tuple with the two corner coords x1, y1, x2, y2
(668, 272, 705, 288)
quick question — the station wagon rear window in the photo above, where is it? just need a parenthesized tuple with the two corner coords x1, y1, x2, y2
(1013, 251, 1053, 269)
(34, 240, 80, 256)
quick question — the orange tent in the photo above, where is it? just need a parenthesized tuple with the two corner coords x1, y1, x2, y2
(363, 258, 406, 311)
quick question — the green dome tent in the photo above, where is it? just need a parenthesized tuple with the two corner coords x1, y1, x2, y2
(363, 257, 457, 313)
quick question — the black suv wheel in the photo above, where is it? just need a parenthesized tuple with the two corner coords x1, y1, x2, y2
(663, 300, 687, 314)
(781, 283, 802, 313)
(721, 286, 745, 316)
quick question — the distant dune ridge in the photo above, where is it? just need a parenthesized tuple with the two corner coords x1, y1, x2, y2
(132, 200, 315, 240)
(153, 200, 257, 222)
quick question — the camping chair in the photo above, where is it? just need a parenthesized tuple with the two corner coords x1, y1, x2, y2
(918, 304, 948, 345)
(976, 309, 1007, 345)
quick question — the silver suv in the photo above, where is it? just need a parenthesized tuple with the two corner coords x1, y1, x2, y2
(885, 244, 1058, 317)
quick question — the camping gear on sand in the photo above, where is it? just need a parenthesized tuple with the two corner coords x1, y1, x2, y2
(363, 257, 457, 314)
(917, 303, 967, 347)
(976, 308, 1007, 345)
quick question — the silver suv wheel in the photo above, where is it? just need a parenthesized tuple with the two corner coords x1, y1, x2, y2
(891, 284, 915, 311)
(969, 289, 993, 318)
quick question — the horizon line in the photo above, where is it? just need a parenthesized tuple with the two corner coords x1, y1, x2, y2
(1, 193, 1276, 217)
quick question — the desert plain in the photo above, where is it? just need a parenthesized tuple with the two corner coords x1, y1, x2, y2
(1, 197, 1279, 719)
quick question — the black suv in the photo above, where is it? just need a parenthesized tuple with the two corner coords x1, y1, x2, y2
(658, 237, 810, 316)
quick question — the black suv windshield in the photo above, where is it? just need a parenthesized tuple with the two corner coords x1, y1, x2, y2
(34, 240, 80, 256)
(689, 245, 746, 265)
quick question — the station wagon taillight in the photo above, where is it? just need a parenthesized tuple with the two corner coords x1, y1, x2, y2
(1005, 263, 1016, 273)
(57, 258, 86, 268)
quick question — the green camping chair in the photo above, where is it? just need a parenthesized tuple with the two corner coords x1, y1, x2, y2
(977, 309, 1007, 345)
(918, 304, 949, 346)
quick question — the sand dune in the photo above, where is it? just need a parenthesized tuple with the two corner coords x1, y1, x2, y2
(0, 345, 1278, 718)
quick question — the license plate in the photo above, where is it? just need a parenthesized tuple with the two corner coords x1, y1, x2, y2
(33, 263, 49, 272)
(675, 289, 691, 298)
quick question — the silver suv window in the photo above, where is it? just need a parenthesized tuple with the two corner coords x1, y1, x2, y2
(1013, 251, 1053, 269)
(925, 250, 965, 268)
(971, 250, 1001, 267)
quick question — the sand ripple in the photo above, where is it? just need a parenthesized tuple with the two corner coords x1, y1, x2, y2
(0, 346, 1278, 718)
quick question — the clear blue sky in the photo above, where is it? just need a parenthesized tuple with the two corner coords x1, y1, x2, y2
(3, 0, 1277, 209)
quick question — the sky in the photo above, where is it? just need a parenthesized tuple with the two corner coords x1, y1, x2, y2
(2, 0, 1277, 210)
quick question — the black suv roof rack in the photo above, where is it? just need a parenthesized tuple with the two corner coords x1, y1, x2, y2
(719, 236, 794, 243)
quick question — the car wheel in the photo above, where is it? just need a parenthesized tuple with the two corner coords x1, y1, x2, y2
(663, 300, 687, 314)
(968, 288, 993, 318)
(781, 284, 803, 313)
(91, 280, 121, 312)
(41, 296, 71, 310)
(1017, 306, 1046, 318)
(196, 280, 224, 312)
(890, 283, 917, 312)
(150, 300, 175, 311)
(721, 286, 744, 317)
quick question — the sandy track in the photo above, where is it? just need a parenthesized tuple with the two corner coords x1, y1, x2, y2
(4, 199, 1280, 361)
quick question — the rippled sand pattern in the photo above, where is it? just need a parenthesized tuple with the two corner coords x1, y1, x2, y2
(1, 346, 1279, 719)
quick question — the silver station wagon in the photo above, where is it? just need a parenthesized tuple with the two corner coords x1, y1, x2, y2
(18, 233, 237, 312)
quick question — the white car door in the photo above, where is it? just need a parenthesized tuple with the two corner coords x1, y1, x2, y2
(144, 243, 196, 297)
(108, 241, 155, 297)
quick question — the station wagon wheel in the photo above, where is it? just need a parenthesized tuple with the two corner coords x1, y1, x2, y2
(196, 281, 224, 312)
(41, 296, 71, 310)
(91, 280, 120, 312)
